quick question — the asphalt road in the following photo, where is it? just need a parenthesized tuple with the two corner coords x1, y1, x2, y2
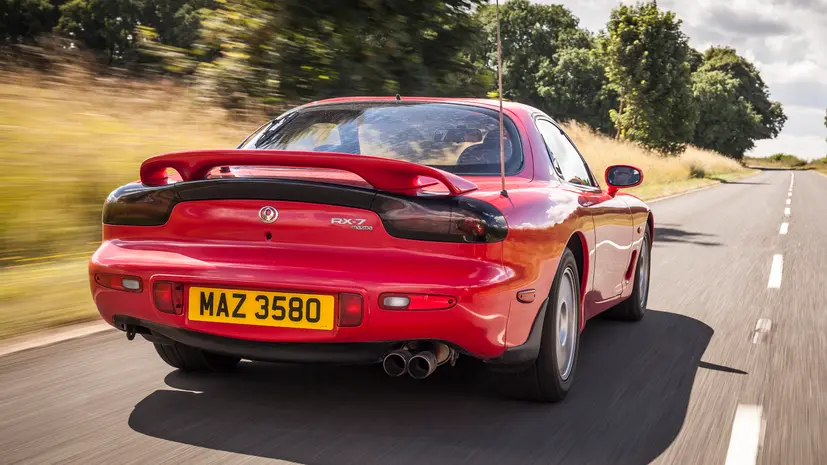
(2, 169, 826, 465)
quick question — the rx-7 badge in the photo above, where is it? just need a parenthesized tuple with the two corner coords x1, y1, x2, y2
(331, 218, 373, 230)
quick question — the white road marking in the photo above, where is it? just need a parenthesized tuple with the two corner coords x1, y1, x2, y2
(786, 198, 791, 205)
(779, 223, 788, 234)
(725, 404, 765, 465)
(788, 191, 792, 197)
(784, 207, 791, 217)
(768, 254, 783, 289)
(752, 319, 773, 344)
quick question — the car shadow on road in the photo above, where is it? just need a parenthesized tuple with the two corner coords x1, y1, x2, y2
(655, 225, 722, 247)
(128, 310, 713, 465)
(706, 176, 767, 185)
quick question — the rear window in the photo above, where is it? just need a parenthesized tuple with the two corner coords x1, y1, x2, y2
(242, 102, 523, 175)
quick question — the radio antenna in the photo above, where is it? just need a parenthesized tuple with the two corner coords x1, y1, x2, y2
(496, 0, 507, 197)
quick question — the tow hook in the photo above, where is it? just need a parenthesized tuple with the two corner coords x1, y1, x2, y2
(125, 325, 136, 341)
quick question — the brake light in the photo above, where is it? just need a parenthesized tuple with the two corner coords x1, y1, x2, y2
(379, 293, 456, 311)
(153, 281, 184, 314)
(94, 273, 143, 292)
(338, 293, 363, 327)
(371, 194, 507, 243)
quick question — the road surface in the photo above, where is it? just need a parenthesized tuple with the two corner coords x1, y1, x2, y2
(2, 169, 825, 465)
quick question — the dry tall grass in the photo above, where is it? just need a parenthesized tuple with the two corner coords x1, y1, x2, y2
(0, 67, 254, 260)
(563, 122, 751, 199)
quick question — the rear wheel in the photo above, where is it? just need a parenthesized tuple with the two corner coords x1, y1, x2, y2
(493, 248, 581, 402)
(153, 342, 241, 372)
(605, 227, 651, 321)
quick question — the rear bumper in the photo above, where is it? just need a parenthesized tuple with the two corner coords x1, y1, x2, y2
(90, 240, 538, 360)
(115, 315, 398, 364)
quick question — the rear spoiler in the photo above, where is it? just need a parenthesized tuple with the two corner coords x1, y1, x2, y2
(140, 149, 477, 196)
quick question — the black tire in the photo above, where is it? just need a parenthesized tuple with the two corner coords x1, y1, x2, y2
(493, 248, 581, 402)
(605, 227, 651, 321)
(153, 342, 241, 372)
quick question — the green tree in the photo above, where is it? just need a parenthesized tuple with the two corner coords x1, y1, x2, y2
(691, 70, 762, 159)
(697, 47, 786, 142)
(195, 0, 491, 108)
(535, 45, 617, 134)
(602, 1, 698, 154)
(56, 0, 142, 63)
(0, 0, 56, 43)
(475, 0, 590, 107)
(55, 0, 211, 64)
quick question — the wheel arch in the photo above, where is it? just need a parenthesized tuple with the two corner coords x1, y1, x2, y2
(565, 231, 589, 307)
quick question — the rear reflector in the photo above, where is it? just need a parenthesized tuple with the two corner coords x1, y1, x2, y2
(94, 273, 143, 293)
(153, 281, 184, 314)
(338, 293, 363, 327)
(379, 293, 456, 311)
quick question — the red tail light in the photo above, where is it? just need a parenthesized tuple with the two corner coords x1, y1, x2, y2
(153, 281, 184, 314)
(94, 273, 142, 292)
(338, 293, 363, 327)
(379, 293, 456, 311)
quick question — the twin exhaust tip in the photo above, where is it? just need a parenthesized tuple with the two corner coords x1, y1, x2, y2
(382, 349, 439, 379)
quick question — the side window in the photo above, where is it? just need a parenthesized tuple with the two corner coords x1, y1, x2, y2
(535, 119, 594, 187)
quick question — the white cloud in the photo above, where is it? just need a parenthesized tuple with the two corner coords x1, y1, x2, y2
(533, 0, 827, 158)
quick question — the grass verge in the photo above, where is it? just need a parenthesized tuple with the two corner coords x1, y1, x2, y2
(0, 260, 97, 339)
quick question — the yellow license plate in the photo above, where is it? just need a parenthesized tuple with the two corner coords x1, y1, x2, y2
(187, 286, 335, 330)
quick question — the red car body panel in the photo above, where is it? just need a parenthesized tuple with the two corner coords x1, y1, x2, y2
(89, 97, 652, 362)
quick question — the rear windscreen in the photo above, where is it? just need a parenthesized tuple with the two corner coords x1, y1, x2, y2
(242, 102, 523, 176)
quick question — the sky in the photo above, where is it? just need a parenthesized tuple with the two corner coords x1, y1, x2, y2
(536, 0, 827, 159)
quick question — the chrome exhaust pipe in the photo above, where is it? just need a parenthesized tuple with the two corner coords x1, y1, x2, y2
(408, 350, 438, 380)
(382, 349, 412, 377)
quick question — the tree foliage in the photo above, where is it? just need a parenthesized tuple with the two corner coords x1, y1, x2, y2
(3, 0, 790, 158)
(193, 0, 491, 108)
(0, 0, 56, 43)
(691, 70, 762, 158)
(697, 47, 786, 140)
(55, 0, 210, 63)
(535, 46, 616, 134)
(474, 0, 591, 106)
(603, 1, 698, 154)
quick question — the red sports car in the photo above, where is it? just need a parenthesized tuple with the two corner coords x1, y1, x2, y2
(89, 97, 652, 402)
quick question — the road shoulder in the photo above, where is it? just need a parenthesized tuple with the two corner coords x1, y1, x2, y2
(0, 320, 112, 357)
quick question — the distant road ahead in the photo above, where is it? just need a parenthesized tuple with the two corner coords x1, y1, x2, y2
(2, 169, 826, 465)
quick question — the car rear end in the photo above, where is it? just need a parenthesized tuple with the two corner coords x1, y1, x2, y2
(90, 100, 531, 373)
(92, 169, 519, 363)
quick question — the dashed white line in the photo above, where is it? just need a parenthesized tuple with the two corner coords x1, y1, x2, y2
(786, 198, 791, 205)
(779, 223, 788, 234)
(768, 254, 783, 289)
(784, 207, 791, 217)
(725, 404, 765, 465)
(752, 319, 773, 344)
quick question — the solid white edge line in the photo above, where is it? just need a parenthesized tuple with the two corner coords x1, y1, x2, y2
(724, 404, 764, 465)
(780, 223, 789, 234)
(784, 207, 791, 216)
(768, 254, 783, 289)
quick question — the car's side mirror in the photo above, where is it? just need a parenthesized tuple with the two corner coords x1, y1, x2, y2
(605, 165, 643, 196)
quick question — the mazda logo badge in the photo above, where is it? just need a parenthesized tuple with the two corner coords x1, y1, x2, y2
(258, 206, 279, 224)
